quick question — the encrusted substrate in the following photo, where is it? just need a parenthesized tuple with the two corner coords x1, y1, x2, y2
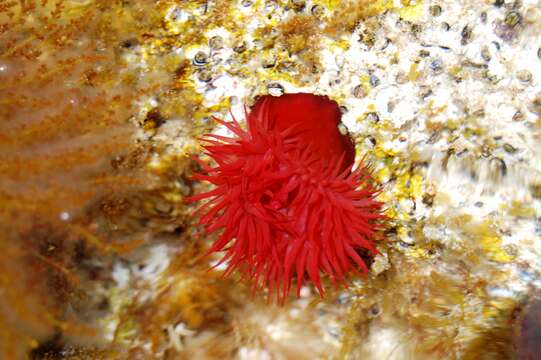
(1, 0, 540, 359)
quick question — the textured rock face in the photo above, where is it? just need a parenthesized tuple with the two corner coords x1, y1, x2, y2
(1, 0, 540, 359)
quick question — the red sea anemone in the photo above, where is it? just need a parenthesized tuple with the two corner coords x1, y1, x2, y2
(187, 93, 385, 302)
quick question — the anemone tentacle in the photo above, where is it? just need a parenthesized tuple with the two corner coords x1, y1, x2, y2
(187, 95, 385, 303)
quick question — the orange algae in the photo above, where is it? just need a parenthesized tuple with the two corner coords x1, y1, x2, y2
(0, 1, 163, 358)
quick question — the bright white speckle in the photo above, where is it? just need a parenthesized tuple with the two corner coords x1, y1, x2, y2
(299, 286, 311, 298)
(338, 123, 348, 135)
(112, 263, 130, 288)
(268, 86, 285, 97)
(148, 98, 159, 108)
(131, 244, 170, 283)
(238, 348, 272, 360)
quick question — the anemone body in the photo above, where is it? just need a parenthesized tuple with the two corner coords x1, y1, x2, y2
(188, 93, 384, 302)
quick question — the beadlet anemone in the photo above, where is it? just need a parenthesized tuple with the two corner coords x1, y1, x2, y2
(188, 93, 385, 302)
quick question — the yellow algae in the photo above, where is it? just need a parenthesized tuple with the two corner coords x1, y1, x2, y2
(313, 0, 341, 9)
(375, 166, 392, 183)
(377, 119, 399, 132)
(408, 62, 421, 82)
(465, 221, 514, 263)
(448, 65, 464, 81)
(409, 174, 424, 199)
(504, 200, 536, 219)
(374, 144, 399, 158)
(397, 0, 425, 21)
(423, 100, 448, 117)
(333, 39, 351, 51)
(449, 214, 473, 228)
(446, 119, 460, 131)
(397, 226, 409, 241)
(395, 172, 424, 200)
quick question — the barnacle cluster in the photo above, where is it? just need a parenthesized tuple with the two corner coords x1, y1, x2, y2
(2, 0, 540, 359)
